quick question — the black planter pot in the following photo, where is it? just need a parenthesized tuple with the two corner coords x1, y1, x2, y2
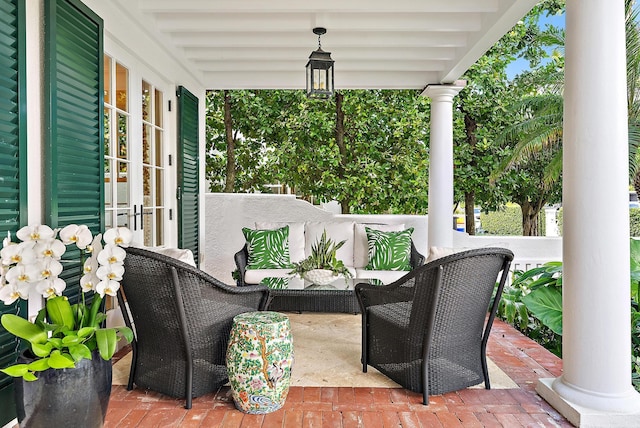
(14, 350, 112, 428)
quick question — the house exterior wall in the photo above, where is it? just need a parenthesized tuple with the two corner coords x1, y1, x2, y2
(75, 0, 209, 260)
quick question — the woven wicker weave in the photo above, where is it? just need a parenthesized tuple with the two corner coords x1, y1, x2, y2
(355, 247, 513, 405)
(117, 247, 270, 409)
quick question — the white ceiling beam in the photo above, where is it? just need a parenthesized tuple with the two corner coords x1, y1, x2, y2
(184, 47, 457, 61)
(203, 70, 439, 90)
(139, 0, 499, 14)
(170, 32, 469, 48)
(194, 60, 447, 72)
(155, 13, 482, 33)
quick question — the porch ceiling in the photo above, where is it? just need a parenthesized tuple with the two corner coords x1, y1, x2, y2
(131, 0, 538, 90)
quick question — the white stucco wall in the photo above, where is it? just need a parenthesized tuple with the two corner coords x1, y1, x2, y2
(204, 193, 563, 284)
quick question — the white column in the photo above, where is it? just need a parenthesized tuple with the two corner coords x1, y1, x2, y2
(422, 84, 464, 250)
(536, 0, 640, 424)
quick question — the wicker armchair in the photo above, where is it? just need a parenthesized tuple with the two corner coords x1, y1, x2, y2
(355, 247, 514, 405)
(117, 247, 270, 409)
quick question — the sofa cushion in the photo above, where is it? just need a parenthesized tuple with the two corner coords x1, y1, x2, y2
(355, 269, 409, 285)
(304, 221, 355, 266)
(425, 246, 457, 263)
(354, 223, 405, 268)
(255, 221, 305, 263)
(365, 227, 414, 271)
(142, 246, 196, 267)
(244, 268, 292, 284)
(242, 226, 292, 269)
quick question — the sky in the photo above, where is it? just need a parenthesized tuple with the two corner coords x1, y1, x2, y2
(505, 12, 566, 80)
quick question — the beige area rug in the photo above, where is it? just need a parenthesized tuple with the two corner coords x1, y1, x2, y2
(112, 313, 517, 389)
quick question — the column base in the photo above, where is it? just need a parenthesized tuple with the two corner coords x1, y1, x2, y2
(537, 378, 640, 427)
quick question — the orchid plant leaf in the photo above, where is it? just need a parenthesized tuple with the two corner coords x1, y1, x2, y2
(1, 314, 47, 345)
(95, 328, 117, 360)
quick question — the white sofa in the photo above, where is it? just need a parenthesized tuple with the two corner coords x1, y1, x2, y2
(234, 221, 425, 286)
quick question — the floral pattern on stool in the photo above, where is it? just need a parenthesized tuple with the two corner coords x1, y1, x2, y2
(226, 311, 294, 414)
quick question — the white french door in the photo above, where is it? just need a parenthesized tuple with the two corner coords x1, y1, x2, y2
(104, 55, 168, 247)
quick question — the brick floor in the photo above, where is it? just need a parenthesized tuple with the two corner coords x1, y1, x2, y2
(104, 320, 573, 427)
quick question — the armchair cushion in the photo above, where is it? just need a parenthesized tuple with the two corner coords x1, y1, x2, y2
(365, 227, 414, 271)
(242, 225, 292, 269)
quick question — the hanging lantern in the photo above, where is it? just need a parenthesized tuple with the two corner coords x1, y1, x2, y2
(305, 27, 334, 99)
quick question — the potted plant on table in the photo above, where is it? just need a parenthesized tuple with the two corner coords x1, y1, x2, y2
(289, 229, 352, 285)
(0, 224, 134, 428)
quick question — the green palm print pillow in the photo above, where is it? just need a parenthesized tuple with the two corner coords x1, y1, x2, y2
(365, 227, 414, 271)
(242, 226, 292, 269)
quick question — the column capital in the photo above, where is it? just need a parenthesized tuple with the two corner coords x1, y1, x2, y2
(421, 82, 466, 101)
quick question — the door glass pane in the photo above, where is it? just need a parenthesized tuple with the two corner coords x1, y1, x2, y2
(142, 124, 151, 164)
(117, 113, 128, 160)
(143, 166, 151, 198)
(155, 169, 163, 205)
(104, 56, 111, 105)
(154, 89, 162, 127)
(142, 80, 151, 122)
(155, 209, 164, 246)
(155, 129, 162, 166)
(103, 111, 111, 156)
(117, 209, 130, 228)
(116, 63, 128, 112)
(104, 56, 130, 232)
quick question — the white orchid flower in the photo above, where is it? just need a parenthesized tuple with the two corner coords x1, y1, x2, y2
(34, 258, 63, 282)
(1, 241, 37, 266)
(3, 231, 12, 248)
(83, 256, 98, 275)
(59, 224, 93, 250)
(5, 262, 41, 286)
(96, 263, 125, 282)
(36, 277, 67, 299)
(0, 282, 31, 304)
(16, 225, 55, 242)
(86, 234, 103, 256)
(103, 227, 132, 248)
(33, 239, 66, 260)
(95, 279, 120, 298)
(80, 273, 99, 292)
(97, 244, 126, 266)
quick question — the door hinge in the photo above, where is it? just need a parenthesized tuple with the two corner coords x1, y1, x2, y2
(176, 186, 182, 200)
(169, 208, 173, 220)
(168, 154, 172, 166)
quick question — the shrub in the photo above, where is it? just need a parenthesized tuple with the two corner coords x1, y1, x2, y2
(480, 206, 546, 236)
(631, 208, 640, 237)
(556, 207, 640, 237)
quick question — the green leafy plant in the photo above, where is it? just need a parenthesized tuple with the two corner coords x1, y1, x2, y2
(289, 230, 352, 279)
(501, 240, 640, 392)
(0, 224, 134, 380)
(511, 261, 563, 336)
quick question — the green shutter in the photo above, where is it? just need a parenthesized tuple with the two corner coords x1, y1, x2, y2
(44, 0, 103, 303)
(177, 86, 200, 265)
(0, 0, 26, 424)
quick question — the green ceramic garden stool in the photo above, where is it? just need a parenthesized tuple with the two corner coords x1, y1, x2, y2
(226, 311, 294, 414)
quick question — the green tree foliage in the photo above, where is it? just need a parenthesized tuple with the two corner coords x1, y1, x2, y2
(205, 89, 431, 214)
(454, 0, 565, 235)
